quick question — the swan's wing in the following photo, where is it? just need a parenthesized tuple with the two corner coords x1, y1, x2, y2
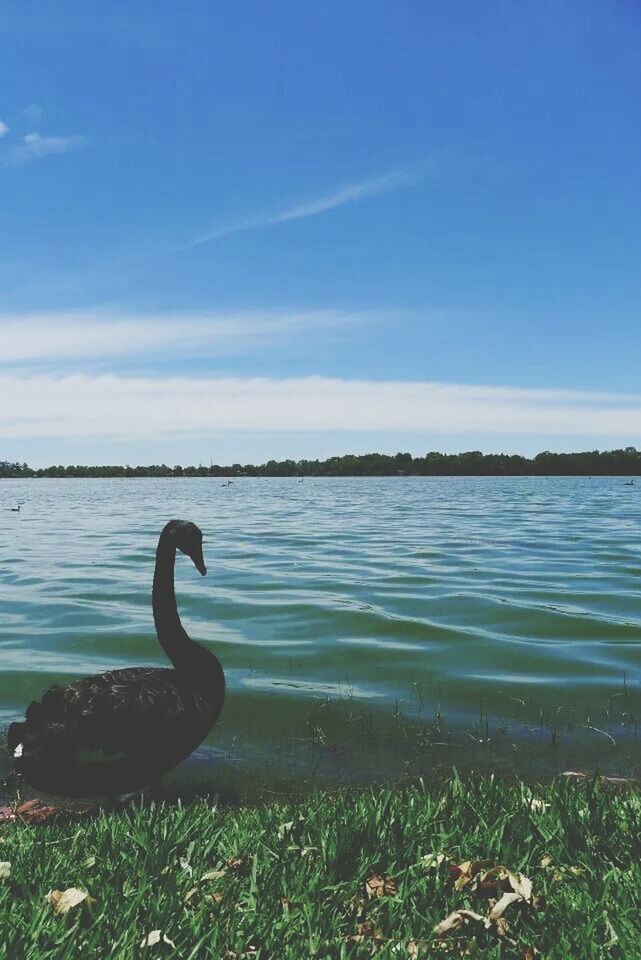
(8, 667, 202, 764)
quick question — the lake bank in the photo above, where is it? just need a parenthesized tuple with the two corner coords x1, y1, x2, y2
(1, 774, 639, 958)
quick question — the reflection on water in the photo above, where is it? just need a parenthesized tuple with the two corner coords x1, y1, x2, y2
(1, 476, 640, 794)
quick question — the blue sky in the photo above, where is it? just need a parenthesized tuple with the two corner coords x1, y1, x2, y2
(1, 0, 640, 465)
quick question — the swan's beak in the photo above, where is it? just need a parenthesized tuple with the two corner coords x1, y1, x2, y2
(193, 547, 207, 576)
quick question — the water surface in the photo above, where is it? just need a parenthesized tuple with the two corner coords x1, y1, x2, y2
(1, 476, 639, 795)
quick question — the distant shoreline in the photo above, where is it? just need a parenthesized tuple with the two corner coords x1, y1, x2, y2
(2, 447, 640, 478)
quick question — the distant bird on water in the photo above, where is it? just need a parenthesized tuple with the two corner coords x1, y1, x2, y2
(8, 520, 225, 798)
(8, 505, 20, 512)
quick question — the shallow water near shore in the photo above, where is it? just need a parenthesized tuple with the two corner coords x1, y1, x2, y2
(1, 476, 640, 799)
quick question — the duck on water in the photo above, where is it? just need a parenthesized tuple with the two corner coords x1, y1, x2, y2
(8, 520, 225, 799)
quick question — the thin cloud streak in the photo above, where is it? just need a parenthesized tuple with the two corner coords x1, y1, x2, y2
(2, 132, 88, 166)
(185, 170, 414, 248)
(0, 309, 353, 364)
(1, 374, 640, 440)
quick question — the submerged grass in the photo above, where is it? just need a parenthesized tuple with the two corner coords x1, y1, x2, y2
(0, 775, 639, 959)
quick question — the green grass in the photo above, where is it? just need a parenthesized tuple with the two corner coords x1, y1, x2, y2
(1, 776, 640, 959)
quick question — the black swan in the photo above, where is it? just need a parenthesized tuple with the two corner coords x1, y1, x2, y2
(7, 519, 225, 798)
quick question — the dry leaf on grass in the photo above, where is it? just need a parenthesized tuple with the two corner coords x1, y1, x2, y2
(450, 860, 493, 892)
(488, 892, 521, 921)
(0, 862, 10, 880)
(456, 863, 533, 904)
(201, 869, 226, 881)
(508, 871, 532, 901)
(434, 909, 488, 937)
(45, 887, 95, 916)
(348, 895, 368, 920)
(365, 873, 398, 898)
(494, 916, 511, 938)
(140, 930, 176, 949)
(0, 800, 60, 824)
(348, 919, 386, 946)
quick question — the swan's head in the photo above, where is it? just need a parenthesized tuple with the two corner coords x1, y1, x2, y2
(165, 519, 207, 575)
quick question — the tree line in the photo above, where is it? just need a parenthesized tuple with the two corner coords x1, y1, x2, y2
(1, 447, 640, 478)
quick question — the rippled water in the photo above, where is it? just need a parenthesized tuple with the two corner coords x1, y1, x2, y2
(1, 477, 640, 794)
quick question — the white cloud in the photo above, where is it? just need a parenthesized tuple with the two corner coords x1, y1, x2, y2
(0, 373, 639, 440)
(0, 120, 8, 138)
(186, 171, 414, 247)
(0, 309, 351, 364)
(2, 131, 88, 165)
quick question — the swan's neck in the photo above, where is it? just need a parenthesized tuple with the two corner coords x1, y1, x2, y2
(152, 529, 225, 710)
(152, 533, 194, 669)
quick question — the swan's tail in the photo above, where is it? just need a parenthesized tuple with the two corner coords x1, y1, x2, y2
(8, 686, 73, 767)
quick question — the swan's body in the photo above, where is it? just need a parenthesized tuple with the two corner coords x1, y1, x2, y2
(7, 520, 224, 798)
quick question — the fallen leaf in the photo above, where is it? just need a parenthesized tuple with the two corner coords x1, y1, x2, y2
(16, 799, 42, 815)
(434, 909, 488, 937)
(28, 805, 59, 823)
(348, 919, 386, 946)
(507, 870, 533, 902)
(201, 870, 226, 881)
(208, 891, 224, 903)
(46, 887, 95, 916)
(348, 895, 367, 919)
(520, 949, 536, 960)
(0, 862, 10, 880)
(140, 930, 176, 949)
(184, 887, 198, 902)
(488, 892, 520, 921)
(365, 873, 397, 898)
(450, 859, 493, 892)
(227, 857, 244, 872)
(540, 855, 553, 868)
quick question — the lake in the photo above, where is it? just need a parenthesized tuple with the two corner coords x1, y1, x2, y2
(1, 476, 640, 797)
